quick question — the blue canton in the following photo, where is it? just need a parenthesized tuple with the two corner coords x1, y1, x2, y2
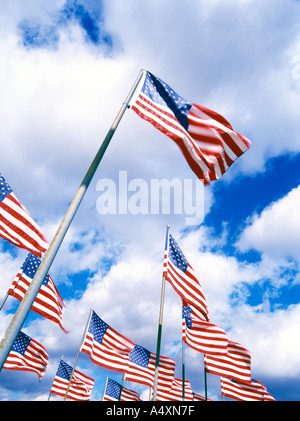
(142, 72, 192, 130)
(22, 253, 50, 286)
(129, 345, 150, 368)
(182, 305, 193, 329)
(57, 360, 73, 381)
(168, 234, 188, 273)
(12, 331, 31, 355)
(88, 311, 109, 344)
(106, 378, 121, 399)
(0, 174, 12, 202)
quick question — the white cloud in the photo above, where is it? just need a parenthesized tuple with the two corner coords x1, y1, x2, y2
(237, 185, 300, 262)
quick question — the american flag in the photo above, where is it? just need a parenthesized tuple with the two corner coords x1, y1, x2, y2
(182, 303, 228, 355)
(7, 253, 67, 332)
(124, 344, 176, 390)
(80, 310, 135, 372)
(204, 340, 252, 384)
(221, 377, 276, 401)
(103, 377, 141, 401)
(50, 359, 94, 401)
(193, 392, 207, 401)
(163, 233, 209, 321)
(3, 331, 48, 380)
(0, 173, 48, 257)
(153, 377, 194, 401)
(130, 71, 251, 184)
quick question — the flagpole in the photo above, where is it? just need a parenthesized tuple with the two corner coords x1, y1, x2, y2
(118, 373, 125, 401)
(101, 376, 109, 401)
(63, 309, 93, 401)
(152, 225, 170, 401)
(182, 340, 185, 401)
(0, 69, 146, 371)
(47, 355, 64, 401)
(0, 253, 33, 311)
(204, 367, 208, 401)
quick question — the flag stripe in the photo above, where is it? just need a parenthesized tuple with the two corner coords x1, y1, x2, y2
(7, 254, 67, 332)
(131, 71, 251, 184)
(221, 377, 275, 401)
(204, 341, 251, 383)
(50, 363, 94, 401)
(3, 333, 48, 380)
(0, 189, 48, 257)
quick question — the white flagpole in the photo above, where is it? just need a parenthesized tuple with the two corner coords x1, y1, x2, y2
(152, 224, 170, 401)
(63, 309, 93, 401)
(0, 69, 146, 371)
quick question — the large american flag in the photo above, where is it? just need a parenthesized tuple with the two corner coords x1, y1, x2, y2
(103, 377, 141, 401)
(204, 340, 252, 384)
(80, 310, 135, 373)
(7, 253, 67, 333)
(221, 377, 276, 401)
(3, 331, 48, 380)
(130, 71, 251, 184)
(163, 233, 209, 321)
(124, 344, 176, 391)
(182, 303, 228, 355)
(153, 377, 194, 401)
(50, 359, 94, 401)
(0, 173, 48, 257)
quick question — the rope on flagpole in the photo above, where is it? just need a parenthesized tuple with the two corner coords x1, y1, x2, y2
(0, 69, 146, 372)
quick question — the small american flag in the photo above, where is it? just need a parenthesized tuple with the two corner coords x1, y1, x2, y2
(221, 377, 276, 401)
(3, 331, 48, 380)
(124, 344, 176, 390)
(80, 310, 135, 373)
(163, 233, 209, 321)
(0, 173, 48, 257)
(204, 340, 252, 384)
(154, 377, 194, 401)
(7, 253, 67, 332)
(103, 377, 141, 401)
(192, 392, 207, 401)
(130, 71, 251, 184)
(50, 359, 94, 401)
(182, 303, 228, 355)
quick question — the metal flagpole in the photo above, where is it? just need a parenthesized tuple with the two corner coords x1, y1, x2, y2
(0, 69, 146, 371)
(182, 340, 185, 401)
(152, 225, 170, 401)
(63, 309, 93, 401)
(47, 355, 64, 401)
(118, 373, 125, 401)
(101, 376, 109, 401)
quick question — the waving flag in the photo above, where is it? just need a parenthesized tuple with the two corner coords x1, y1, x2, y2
(50, 360, 94, 401)
(124, 344, 176, 390)
(221, 377, 275, 401)
(204, 340, 252, 384)
(3, 331, 48, 380)
(7, 253, 67, 332)
(154, 377, 194, 401)
(0, 173, 48, 257)
(193, 392, 206, 401)
(130, 71, 251, 184)
(163, 233, 209, 321)
(80, 310, 135, 372)
(103, 377, 141, 401)
(182, 303, 228, 355)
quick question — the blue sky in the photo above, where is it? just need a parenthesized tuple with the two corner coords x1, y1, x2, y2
(0, 0, 300, 402)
